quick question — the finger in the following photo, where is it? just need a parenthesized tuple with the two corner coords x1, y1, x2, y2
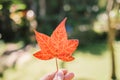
(61, 69, 68, 75)
(64, 72, 74, 80)
(40, 72, 55, 80)
(53, 70, 64, 80)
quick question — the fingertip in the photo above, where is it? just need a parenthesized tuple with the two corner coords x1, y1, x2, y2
(60, 69, 68, 75)
(53, 70, 64, 80)
(64, 72, 74, 80)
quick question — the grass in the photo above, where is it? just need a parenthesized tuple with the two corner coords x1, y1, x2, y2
(1, 41, 120, 80)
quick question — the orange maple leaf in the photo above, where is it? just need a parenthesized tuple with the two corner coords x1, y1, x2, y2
(33, 18, 79, 62)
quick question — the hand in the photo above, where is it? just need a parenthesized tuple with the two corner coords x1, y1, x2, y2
(40, 69, 74, 80)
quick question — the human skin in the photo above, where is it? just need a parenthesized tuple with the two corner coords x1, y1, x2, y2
(40, 69, 74, 80)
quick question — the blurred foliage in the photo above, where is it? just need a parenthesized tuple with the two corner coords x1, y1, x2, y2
(0, 0, 109, 46)
(2, 0, 120, 46)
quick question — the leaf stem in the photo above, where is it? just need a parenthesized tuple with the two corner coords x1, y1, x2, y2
(55, 58, 58, 72)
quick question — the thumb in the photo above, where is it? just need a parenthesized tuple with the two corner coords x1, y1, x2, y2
(53, 70, 64, 80)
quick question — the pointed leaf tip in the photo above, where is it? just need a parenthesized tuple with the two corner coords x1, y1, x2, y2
(61, 17, 67, 23)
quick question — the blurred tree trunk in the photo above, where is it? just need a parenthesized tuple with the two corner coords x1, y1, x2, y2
(106, 0, 117, 79)
(39, 0, 46, 18)
(107, 12, 116, 80)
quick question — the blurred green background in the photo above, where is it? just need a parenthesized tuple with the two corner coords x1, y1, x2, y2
(0, 0, 120, 80)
